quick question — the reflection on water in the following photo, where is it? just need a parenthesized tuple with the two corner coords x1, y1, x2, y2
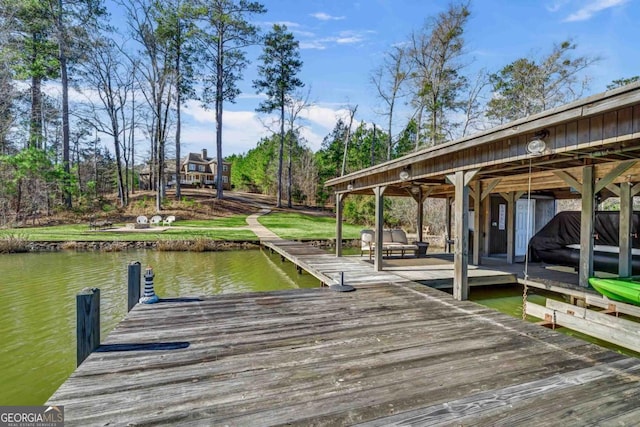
(0, 249, 319, 405)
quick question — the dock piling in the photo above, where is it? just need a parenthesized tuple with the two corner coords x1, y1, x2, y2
(127, 261, 141, 312)
(76, 287, 100, 367)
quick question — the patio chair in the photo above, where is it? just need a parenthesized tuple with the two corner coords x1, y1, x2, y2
(136, 215, 148, 224)
(150, 215, 162, 226)
(360, 229, 374, 259)
(163, 215, 176, 226)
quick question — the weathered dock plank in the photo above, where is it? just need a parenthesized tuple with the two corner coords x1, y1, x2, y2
(48, 279, 640, 426)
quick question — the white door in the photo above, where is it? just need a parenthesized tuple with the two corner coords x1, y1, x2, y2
(515, 199, 535, 256)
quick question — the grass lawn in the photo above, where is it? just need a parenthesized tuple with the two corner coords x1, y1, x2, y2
(177, 216, 249, 228)
(0, 224, 257, 241)
(257, 212, 361, 240)
(0, 212, 358, 242)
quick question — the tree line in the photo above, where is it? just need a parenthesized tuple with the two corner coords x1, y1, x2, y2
(0, 0, 280, 222)
(0, 0, 635, 227)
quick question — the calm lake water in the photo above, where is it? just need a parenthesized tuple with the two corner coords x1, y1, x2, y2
(0, 249, 319, 405)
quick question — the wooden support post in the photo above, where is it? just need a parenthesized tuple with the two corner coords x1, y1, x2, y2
(335, 193, 344, 257)
(579, 166, 595, 288)
(373, 186, 386, 272)
(445, 196, 452, 253)
(619, 182, 633, 277)
(483, 194, 491, 259)
(472, 180, 481, 266)
(453, 171, 470, 301)
(417, 188, 424, 243)
(127, 261, 141, 312)
(505, 192, 516, 264)
(77, 288, 100, 367)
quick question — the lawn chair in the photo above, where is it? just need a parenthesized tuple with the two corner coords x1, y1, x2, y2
(162, 215, 176, 226)
(150, 215, 162, 226)
(360, 229, 374, 259)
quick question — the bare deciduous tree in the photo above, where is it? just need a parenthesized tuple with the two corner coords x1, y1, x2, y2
(407, 1, 470, 148)
(371, 46, 410, 161)
(79, 38, 136, 207)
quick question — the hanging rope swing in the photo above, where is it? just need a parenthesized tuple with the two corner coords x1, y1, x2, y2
(522, 133, 548, 320)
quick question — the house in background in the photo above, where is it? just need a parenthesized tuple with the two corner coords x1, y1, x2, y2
(140, 149, 231, 190)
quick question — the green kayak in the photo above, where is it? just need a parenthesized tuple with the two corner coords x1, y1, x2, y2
(588, 277, 640, 305)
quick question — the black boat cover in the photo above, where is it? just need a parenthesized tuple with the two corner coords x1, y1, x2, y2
(528, 211, 640, 274)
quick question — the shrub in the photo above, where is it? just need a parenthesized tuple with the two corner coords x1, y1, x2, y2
(156, 238, 215, 252)
(0, 233, 29, 253)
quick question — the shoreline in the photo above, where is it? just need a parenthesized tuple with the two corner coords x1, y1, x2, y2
(17, 238, 360, 252)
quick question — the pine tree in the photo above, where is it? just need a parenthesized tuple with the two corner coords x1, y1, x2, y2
(253, 24, 304, 208)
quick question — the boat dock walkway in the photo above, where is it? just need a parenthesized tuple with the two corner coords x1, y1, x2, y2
(48, 237, 640, 425)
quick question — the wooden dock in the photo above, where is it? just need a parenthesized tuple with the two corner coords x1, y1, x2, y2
(262, 240, 517, 288)
(47, 241, 640, 425)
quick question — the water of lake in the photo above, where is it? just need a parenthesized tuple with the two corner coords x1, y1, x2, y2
(0, 249, 319, 405)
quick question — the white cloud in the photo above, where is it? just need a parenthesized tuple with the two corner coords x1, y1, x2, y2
(300, 30, 370, 50)
(310, 12, 346, 21)
(300, 41, 327, 50)
(237, 93, 267, 101)
(180, 101, 354, 155)
(335, 36, 364, 44)
(563, 0, 627, 22)
(546, 0, 570, 12)
(300, 105, 348, 130)
(260, 20, 301, 28)
(180, 101, 271, 155)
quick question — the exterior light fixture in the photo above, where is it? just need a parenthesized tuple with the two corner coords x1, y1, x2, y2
(346, 183, 354, 191)
(399, 168, 410, 181)
(527, 129, 549, 155)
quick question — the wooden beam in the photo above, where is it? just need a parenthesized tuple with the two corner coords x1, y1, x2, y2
(595, 160, 636, 193)
(483, 193, 492, 258)
(373, 186, 386, 272)
(469, 186, 477, 201)
(554, 171, 582, 193)
(473, 180, 481, 266)
(445, 174, 455, 185)
(579, 166, 594, 288)
(526, 300, 640, 353)
(445, 196, 452, 253)
(453, 171, 469, 300)
(505, 192, 516, 264)
(481, 179, 501, 201)
(586, 294, 640, 318)
(633, 182, 640, 197)
(499, 191, 524, 202)
(619, 182, 633, 277)
(605, 183, 621, 197)
(464, 169, 480, 186)
(422, 186, 434, 198)
(417, 188, 424, 242)
(335, 193, 344, 257)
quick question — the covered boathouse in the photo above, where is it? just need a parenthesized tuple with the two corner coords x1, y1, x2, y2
(325, 83, 640, 300)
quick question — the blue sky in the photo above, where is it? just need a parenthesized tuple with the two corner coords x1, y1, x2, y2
(111, 0, 640, 158)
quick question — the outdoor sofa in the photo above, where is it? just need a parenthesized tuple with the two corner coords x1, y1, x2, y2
(361, 229, 425, 258)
